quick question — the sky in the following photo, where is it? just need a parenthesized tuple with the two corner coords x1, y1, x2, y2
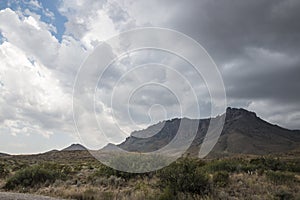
(0, 0, 299, 154)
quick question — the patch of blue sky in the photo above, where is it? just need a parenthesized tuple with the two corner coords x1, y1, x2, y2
(38, 0, 67, 42)
(0, 0, 67, 42)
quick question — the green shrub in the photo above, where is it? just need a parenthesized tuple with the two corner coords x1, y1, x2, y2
(0, 163, 9, 178)
(285, 161, 300, 173)
(40, 162, 72, 177)
(205, 157, 294, 174)
(213, 171, 229, 187)
(158, 157, 210, 196)
(159, 186, 176, 200)
(4, 164, 63, 190)
(266, 171, 296, 185)
(274, 190, 294, 200)
(10, 161, 30, 172)
(250, 157, 286, 171)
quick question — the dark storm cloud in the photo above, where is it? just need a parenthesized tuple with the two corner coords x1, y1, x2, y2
(127, 0, 300, 128)
(224, 59, 300, 104)
(151, 0, 300, 62)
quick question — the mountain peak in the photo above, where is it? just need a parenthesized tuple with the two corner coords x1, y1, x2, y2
(62, 143, 87, 151)
(226, 107, 257, 120)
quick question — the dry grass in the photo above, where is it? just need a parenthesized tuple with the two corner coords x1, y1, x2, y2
(0, 151, 299, 200)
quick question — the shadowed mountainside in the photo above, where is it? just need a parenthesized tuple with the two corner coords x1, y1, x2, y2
(102, 107, 300, 157)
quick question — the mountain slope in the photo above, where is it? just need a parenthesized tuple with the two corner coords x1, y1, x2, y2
(191, 107, 300, 157)
(0, 153, 9, 157)
(62, 144, 87, 151)
(102, 108, 300, 157)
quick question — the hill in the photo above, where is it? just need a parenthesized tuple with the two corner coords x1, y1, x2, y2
(102, 107, 300, 157)
(61, 144, 87, 151)
(0, 153, 9, 157)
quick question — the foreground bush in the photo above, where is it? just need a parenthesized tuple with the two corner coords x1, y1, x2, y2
(158, 157, 209, 196)
(213, 171, 229, 187)
(4, 164, 64, 190)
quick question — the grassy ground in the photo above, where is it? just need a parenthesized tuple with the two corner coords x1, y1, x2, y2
(0, 151, 299, 200)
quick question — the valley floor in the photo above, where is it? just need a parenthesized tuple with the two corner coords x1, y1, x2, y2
(0, 150, 299, 200)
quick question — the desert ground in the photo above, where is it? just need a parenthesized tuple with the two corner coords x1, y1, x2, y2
(0, 150, 299, 200)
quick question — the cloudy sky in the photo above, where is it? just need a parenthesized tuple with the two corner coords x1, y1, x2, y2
(0, 0, 299, 154)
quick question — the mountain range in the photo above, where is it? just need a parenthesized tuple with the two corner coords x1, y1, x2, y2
(1, 108, 299, 157)
(101, 107, 300, 157)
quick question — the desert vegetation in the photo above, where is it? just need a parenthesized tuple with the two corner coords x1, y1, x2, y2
(0, 151, 299, 200)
